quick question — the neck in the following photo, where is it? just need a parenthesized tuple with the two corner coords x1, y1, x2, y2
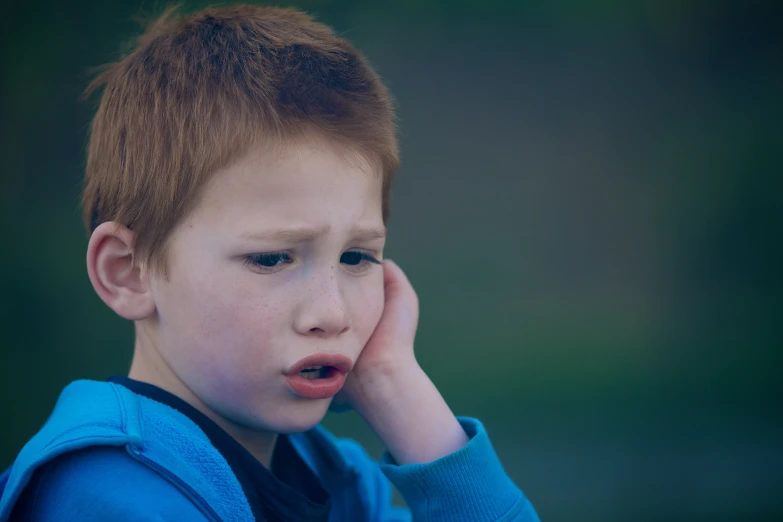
(129, 325, 279, 468)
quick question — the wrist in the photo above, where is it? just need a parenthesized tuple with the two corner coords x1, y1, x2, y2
(349, 359, 469, 465)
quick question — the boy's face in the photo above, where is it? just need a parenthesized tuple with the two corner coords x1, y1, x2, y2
(140, 139, 386, 434)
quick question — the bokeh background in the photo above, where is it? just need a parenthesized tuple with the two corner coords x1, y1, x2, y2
(1, 1, 781, 520)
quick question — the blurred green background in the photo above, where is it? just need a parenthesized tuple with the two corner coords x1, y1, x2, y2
(1, 1, 782, 520)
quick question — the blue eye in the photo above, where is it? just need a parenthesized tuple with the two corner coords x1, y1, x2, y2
(247, 252, 293, 269)
(341, 251, 381, 266)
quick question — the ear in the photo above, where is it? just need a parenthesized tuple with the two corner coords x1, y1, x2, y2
(86, 222, 156, 321)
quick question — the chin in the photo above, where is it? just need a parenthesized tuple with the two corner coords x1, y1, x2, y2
(273, 419, 322, 434)
(269, 414, 326, 434)
(259, 401, 331, 434)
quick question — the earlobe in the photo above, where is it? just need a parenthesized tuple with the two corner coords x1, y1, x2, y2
(86, 222, 156, 321)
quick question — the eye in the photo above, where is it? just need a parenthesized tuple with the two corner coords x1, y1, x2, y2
(245, 252, 293, 271)
(340, 251, 381, 271)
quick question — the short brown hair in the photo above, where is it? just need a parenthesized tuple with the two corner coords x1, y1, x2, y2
(82, 4, 398, 277)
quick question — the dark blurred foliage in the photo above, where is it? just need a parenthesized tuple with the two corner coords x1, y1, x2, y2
(1, 1, 782, 520)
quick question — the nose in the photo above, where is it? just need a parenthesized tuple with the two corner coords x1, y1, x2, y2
(293, 268, 350, 337)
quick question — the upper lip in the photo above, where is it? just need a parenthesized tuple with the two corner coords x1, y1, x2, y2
(284, 354, 354, 376)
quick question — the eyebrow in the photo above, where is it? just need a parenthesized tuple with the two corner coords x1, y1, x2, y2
(240, 225, 386, 243)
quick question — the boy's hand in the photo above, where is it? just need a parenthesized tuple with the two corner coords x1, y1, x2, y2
(329, 259, 469, 464)
(330, 259, 419, 413)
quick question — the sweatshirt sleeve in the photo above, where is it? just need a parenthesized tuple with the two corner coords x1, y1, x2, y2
(377, 417, 539, 522)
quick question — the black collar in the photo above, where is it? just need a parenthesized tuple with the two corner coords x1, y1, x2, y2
(108, 376, 331, 522)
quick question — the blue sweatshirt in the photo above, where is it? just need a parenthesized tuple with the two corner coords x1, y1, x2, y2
(0, 380, 539, 521)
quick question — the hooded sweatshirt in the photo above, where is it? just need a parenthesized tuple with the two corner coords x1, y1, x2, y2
(0, 379, 539, 521)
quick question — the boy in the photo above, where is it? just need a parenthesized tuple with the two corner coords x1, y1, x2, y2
(0, 4, 540, 521)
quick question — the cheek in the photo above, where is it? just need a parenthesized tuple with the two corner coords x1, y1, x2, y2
(195, 285, 286, 354)
(347, 274, 385, 344)
(157, 267, 285, 364)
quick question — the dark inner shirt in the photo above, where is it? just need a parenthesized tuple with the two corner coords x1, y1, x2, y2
(108, 376, 332, 522)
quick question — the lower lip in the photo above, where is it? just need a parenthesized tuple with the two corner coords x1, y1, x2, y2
(285, 371, 346, 399)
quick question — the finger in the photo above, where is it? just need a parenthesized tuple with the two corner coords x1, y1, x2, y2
(382, 259, 405, 299)
(382, 259, 417, 305)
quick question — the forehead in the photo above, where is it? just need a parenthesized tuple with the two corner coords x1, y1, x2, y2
(191, 140, 384, 231)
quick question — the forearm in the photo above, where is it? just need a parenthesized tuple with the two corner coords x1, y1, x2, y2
(351, 361, 469, 465)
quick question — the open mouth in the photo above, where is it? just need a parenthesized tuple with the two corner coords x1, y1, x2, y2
(285, 356, 350, 399)
(298, 366, 337, 380)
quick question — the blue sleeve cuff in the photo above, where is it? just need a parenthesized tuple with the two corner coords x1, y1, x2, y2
(379, 417, 537, 522)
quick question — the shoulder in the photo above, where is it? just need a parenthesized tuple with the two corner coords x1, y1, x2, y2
(12, 446, 207, 522)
